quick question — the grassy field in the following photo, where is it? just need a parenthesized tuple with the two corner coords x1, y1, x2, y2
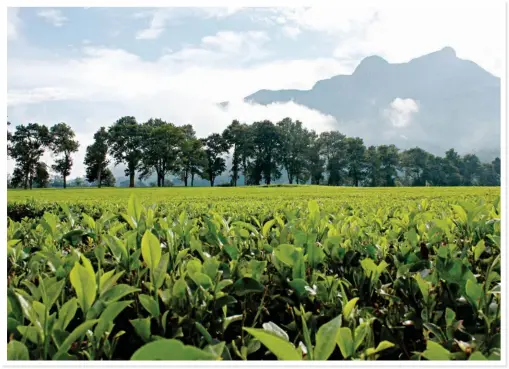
(6, 186, 501, 361)
(7, 185, 500, 208)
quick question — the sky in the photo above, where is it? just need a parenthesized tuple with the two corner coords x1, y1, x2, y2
(6, 4, 505, 178)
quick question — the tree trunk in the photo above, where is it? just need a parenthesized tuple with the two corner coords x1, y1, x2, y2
(129, 172, 135, 188)
(63, 176, 67, 189)
(97, 166, 102, 188)
(210, 176, 214, 187)
(157, 175, 161, 187)
(184, 175, 188, 187)
(191, 173, 195, 187)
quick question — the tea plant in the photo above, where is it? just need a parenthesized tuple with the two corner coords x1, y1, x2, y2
(6, 187, 501, 361)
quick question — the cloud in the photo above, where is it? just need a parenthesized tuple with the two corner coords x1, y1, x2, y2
(135, 7, 243, 40)
(7, 8, 21, 40)
(281, 26, 301, 38)
(37, 9, 68, 27)
(383, 98, 419, 128)
(7, 34, 345, 177)
(267, 5, 502, 76)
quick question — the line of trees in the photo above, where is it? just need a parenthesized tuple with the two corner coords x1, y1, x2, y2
(7, 117, 501, 189)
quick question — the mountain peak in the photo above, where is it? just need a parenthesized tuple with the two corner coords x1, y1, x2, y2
(353, 55, 389, 75)
(439, 46, 456, 57)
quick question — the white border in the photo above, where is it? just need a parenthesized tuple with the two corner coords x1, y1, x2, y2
(2, 0, 508, 368)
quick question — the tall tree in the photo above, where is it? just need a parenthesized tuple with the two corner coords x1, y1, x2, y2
(222, 120, 244, 186)
(8, 123, 50, 189)
(307, 131, 324, 185)
(400, 147, 430, 186)
(377, 145, 400, 186)
(108, 116, 143, 188)
(277, 118, 312, 184)
(178, 125, 205, 187)
(84, 127, 109, 188)
(201, 133, 228, 187)
(319, 131, 347, 186)
(251, 120, 282, 185)
(364, 145, 380, 186)
(460, 154, 482, 186)
(33, 162, 50, 188)
(345, 137, 367, 186)
(139, 119, 184, 187)
(49, 123, 79, 189)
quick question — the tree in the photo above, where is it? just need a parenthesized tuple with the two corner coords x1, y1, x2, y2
(201, 133, 229, 187)
(460, 154, 482, 185)
(33, 162, 50, 188)
(277, 118, 312, 184)
(251, 120, 282, 185)
(222, 120, 244, 186)
(344, 137, 367, 186)
(365, 145, 380, 186)
(378, 145, 400, 186)
(307, 131, 325, 185)
(8, 123, 50, 189)
(319, 131, 347, 186)
(101, 168, 116, 187)
(49, 123, 79, 189)
(400, 147, 430, 186)
(83, 127, 109, 188)
(139, 119, 184, 187)
(108, 116, 143, 188)
(178, 125, 205, 187)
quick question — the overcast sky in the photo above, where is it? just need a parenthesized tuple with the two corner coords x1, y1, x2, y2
(7, 4, 504, 177)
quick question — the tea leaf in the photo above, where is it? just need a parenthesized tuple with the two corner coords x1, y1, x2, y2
(314, 315, 341, 360)
(336, 327, 354, 359)
(244, 328, 301, 360)
(141, 230, 162, 272)
(131, 339, 218, 360)
(7, 340, 30, 360)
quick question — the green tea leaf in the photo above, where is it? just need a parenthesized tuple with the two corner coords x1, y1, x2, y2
(474, 240, 486, 261)
(138, 294, 159, 317)
(336, 327, 354, 359)
(131, 339, 218, 360)
(55, 298, 78, 331)
(141, 230, 162, 272)
(365, 341, 394, 356)
(314, 315, 341, 360)
(7, 340, 30, 360)
(95, 300, 132, 338)
(53, 320, 99, 360)
(243, 328, 301, 360)
(342, 297, 359, 320)
(469, 351, 487, 360)
(232, 277, 264, 296)
(421, 341, 451, 361)
(70, 256, 97, 315)
(466, 280, 483, 309)
(131, 317, 152, 343)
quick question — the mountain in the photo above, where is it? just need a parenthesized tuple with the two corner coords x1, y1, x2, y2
(244, 47, 501, 160)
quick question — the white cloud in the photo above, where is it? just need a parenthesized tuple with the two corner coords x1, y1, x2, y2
(37, 9, 68, 27)
(281, 26, 301, 38)
(383, 98, 419, 128)
(7, 37, 345, 177)
(136, 7, 244, 40)
(269, 5, 503, 76)
(7, 8, 21, 40)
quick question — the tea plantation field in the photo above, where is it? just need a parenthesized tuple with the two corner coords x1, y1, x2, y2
(7, 186, 501, 361)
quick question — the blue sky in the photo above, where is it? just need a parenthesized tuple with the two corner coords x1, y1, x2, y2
(7, 5, 503, 177)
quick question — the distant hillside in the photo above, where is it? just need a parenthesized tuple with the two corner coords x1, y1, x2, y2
(244, 47, 500, 160)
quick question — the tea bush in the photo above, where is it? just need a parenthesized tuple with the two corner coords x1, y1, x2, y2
(6, 187, 501, 360)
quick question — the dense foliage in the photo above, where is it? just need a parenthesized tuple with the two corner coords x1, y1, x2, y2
(7, 187, 501, 361)
(7, 118, 501, 189)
